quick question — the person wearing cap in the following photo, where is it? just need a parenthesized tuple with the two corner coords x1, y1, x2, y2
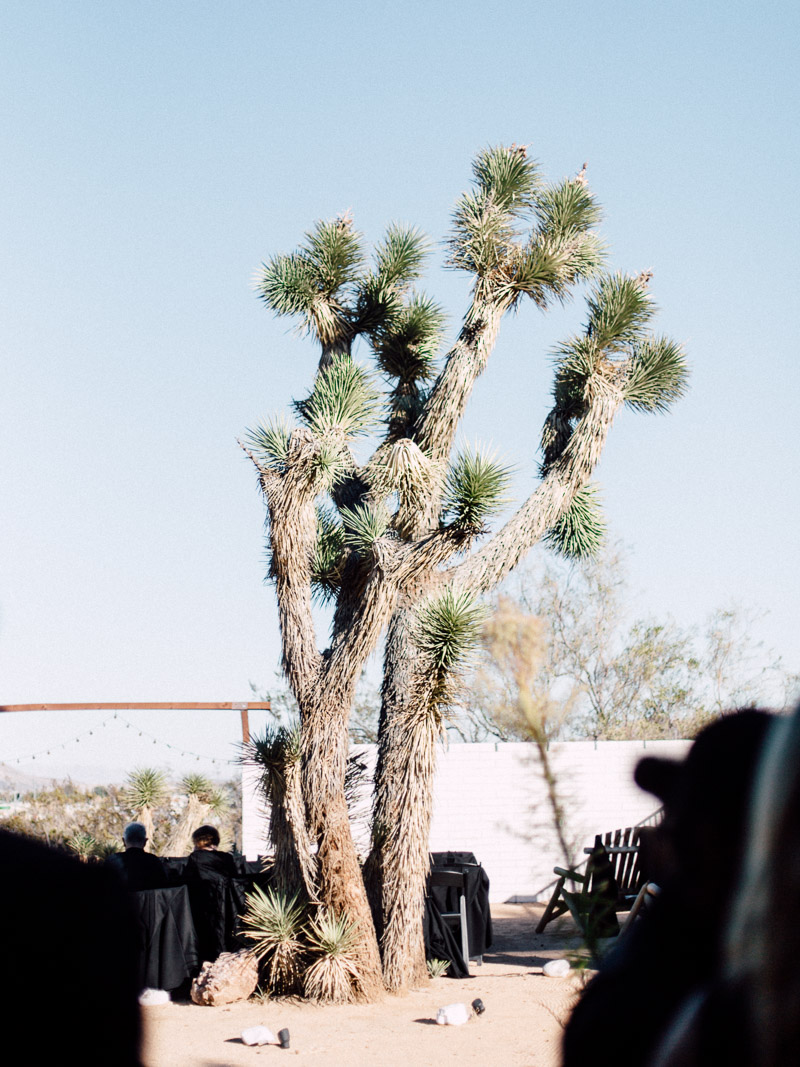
(562, 709, 773, 1067)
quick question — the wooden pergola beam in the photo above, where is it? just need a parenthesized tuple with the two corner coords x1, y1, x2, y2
(0, 702, 272, 744)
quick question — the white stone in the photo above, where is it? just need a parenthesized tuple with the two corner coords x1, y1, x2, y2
(542, 958, 571, 978)
(436, 1003, 471, 1025)
(241, 1026, 277, 1046)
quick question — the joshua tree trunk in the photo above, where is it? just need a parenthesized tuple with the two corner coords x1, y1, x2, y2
(276, 752, 318, 897)
(164, 795, 210, 857)
(299, 682, 386, 999)
(366, 606, 438, 989)
(136, 805, 156, 853)
(371, 378, 628, 990)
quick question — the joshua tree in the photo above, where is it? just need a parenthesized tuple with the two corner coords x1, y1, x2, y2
(124, 767, 167, 852)
(242, 725, 316, 894)
(163, 773, 225, 857)
(245, 144, 688, 995)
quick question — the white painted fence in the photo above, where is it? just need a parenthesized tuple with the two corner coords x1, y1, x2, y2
(242, 738, 690, 902)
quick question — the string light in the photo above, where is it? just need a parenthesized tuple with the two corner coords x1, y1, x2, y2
(1, 712, 239, 767)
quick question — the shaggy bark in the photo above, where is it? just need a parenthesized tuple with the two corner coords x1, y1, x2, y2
(370, 377, 627, 989)
(366, 605, 437, 990)
(366, 292, 514, 986)
(163, 795, 210, 858)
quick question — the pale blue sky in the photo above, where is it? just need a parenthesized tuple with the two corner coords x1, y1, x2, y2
(1, 1, 798, 781)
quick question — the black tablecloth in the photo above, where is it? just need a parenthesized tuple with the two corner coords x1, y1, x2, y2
(130, 885, 199, 991)
(424, 852, 492, 978)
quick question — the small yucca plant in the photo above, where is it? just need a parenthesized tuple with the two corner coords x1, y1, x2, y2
(93, 840, 120, 861)
(241, 887, 306, 995)
(427, 958, 451, 979)
(303, 909, 363, 1003)
(67, 831, 96, 862)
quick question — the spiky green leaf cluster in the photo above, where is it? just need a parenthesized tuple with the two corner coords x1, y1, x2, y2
(543, 272, 683, 467)
(472, 144, 541, 214)
(306, 908, 361, 958)
(427, 958, 452, 978)
(242, 724, 302, 799)
(125, 767, 167, 809)
(414, 587, 487, 673)
(68, 832, 96, 860)
(535, 178, 603, 240)
(372, 293, 446, 382)
(258, 252, 320, 319)
(624, 336, 689, 413)
(311, 439, 350, 491)
(241, 886, 307, 995)
(311, 506, 345, 603)
(243, 417, 291, 472)
(340, 501, 390, 557)
(495, 178, 605, 308)
(296, 355, 381, 438)
(302, 216, 365, 292)
(181, 773, 214, 800)
(448, 145, 540, 276)
(587, 272, 656, 351)
(374, 224, 429, 286)
(303, 907, 364, 1002)
(545, 483, 606, 559)
(448, 148, 604, 308)
(258, 215, 440, 370)
(241, 887, 306, 961)
(551, 336, 596, 415)
(258, 215, 363, 347)
(354, 225, 430, 335)
(493, 233, 602, 309)
(442, 446, 512, 529)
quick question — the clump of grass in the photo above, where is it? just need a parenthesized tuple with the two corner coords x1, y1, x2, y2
(303, 909, 363, 1003)
(426, 958, 451, 978)
(240, 887, 306, 995)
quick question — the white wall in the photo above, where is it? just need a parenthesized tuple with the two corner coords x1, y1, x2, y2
(242, 739, 690, 902)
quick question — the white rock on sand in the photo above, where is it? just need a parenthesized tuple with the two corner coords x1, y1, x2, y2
(142, 903, 589, 1067)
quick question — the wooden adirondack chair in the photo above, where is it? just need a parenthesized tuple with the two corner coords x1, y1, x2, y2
(535, 822, 657, 936)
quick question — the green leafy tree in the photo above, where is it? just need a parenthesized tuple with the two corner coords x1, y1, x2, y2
(474, 597, 576, 867)
(460, 548, 796, 742)
(246, 145, 688, 994)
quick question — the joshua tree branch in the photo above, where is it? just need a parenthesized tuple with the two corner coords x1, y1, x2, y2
(391, 296, 506, 536)
(449, 379, 626, 595)
(243, 433, 325, 708)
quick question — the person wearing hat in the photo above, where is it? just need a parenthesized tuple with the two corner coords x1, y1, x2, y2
(562, 709, 773, 1067)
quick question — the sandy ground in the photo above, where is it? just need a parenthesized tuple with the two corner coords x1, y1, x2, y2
(141, 903, 590, 1067)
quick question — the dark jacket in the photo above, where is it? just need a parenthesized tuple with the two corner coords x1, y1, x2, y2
(107, 848, 169, 892)
(184, 849, 244, 963)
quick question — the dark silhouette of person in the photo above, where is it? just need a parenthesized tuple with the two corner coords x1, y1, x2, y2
(652, 700, 800, 1067)
(107, 821, 169, 891)
(562, 709, 774, 1067)
(183, 824, 242, 963)
(0, 828, 142, 1066)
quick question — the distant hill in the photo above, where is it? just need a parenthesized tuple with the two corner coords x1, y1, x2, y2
(0, 762, 66, 794)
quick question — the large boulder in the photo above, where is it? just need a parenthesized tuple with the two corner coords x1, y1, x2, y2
(190, 950, 259, 1006)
